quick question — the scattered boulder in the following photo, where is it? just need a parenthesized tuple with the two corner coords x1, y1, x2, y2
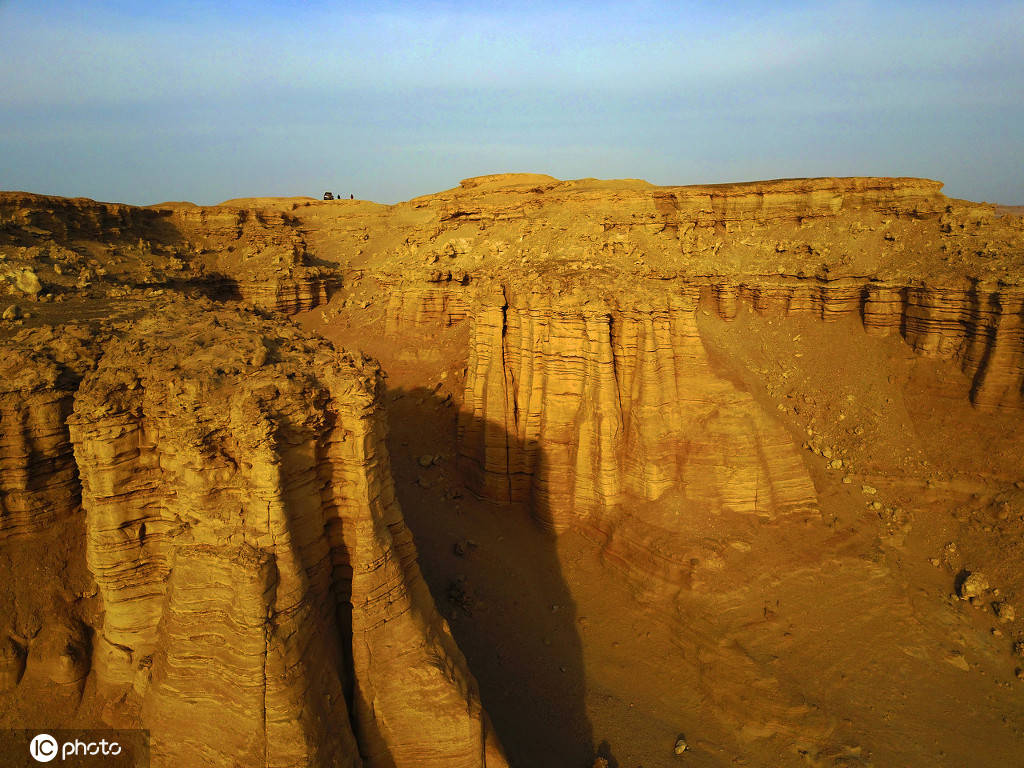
(2, 304, 20, 321)
(994, 602, 1016, 622)
(956, 570, 990, 600)
(674, 735, 689, 755)
(15, 269, 42, 296)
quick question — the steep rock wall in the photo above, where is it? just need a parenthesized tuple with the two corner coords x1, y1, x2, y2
(412, 275, 1024, 525)
(45, 305, 507, 768)
(0, 326, 100, 541)
(457, 287, 818, 530)
(710, 279, 1024, 410)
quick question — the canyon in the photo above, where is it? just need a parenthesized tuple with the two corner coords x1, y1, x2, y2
(1, 174, 1022, 767)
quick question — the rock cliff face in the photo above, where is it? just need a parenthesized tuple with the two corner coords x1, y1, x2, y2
(0, 302, 505, 768)
(704, 278, 1024, 410)
(457, 287, 818, 530)
(0, 326, 100, 541)
(342, 176, 1024, 539)
(2, 175, 1024, 768)
(0, 192, 335, 314)
(380, 272, 1022, 527)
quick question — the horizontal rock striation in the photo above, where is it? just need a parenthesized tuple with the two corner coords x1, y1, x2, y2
(384, 278, 472, 334)
(448, 278, 1021, 526)
(0, 192, 336, 315)
(0, 326, 101, 541)
(708, 278, 1024, 410)
(23, 304, 508, 768)
(458, 287, 818, 530)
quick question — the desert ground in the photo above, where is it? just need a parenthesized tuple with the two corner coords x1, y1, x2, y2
(1, 174, 1022, 767)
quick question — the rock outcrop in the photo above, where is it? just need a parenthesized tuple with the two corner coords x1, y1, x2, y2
(457, 286, 818, 530)
(64, 306, 504, 767)
(0, 300, 505, 768)
(0, 193, 337, 314)
(0, 325, 100, 541)
(2, 174, 1024, 768)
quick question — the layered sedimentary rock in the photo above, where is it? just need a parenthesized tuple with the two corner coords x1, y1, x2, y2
(410, 274, 1023, 526)
(3, 174, 1024, 767)
(384, 273, 472, 335)
(396, 272, 1023, 521)
(0, 192, 336, 314)
(0, 326, 100, 540)
(706, 278, 1024, 410)
(64, 305, 504, 768)
(456, 286, 818, 530)
(305, 176, 1024, 545)
(0, 301, 508, 767)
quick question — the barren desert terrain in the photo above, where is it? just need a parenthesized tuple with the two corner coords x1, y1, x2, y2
(1, 174, 1022, 767)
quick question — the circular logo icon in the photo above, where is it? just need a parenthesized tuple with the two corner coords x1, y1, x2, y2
(29, 733, 58, 763)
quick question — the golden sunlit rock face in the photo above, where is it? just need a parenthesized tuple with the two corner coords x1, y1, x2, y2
(1, 175, 1023, 767)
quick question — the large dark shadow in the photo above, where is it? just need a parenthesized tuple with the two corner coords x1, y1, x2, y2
(384, 385, 594, 768)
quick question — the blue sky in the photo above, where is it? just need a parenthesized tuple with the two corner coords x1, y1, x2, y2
(1, 0, 1021, 205)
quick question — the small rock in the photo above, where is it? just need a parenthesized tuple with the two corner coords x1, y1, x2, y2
(417, 455, 434, 468)
(2, 304, 20, 321)
(861, 485, 878, 495)
(995, 602, 1016, 622)
(944, 652, 970, 671)
(957, 571, 990, 600)
(830, 459, 843, 470)
(591, 760, 609, 768)
(15, 269, 42, 296)
(453, 539, 478, 558)
(674, 736, 689, 755)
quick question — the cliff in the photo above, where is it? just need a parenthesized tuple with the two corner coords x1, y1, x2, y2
(1, 301, 505, 768)
(0, 193, 336, 314)
(2, 174, 1023, 768)
(457, 286, 818, 530)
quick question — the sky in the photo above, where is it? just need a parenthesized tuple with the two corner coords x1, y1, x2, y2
(1, 0, 1022, 205)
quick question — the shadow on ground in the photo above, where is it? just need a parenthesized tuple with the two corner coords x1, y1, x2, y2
(384, 385, 594, 768)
